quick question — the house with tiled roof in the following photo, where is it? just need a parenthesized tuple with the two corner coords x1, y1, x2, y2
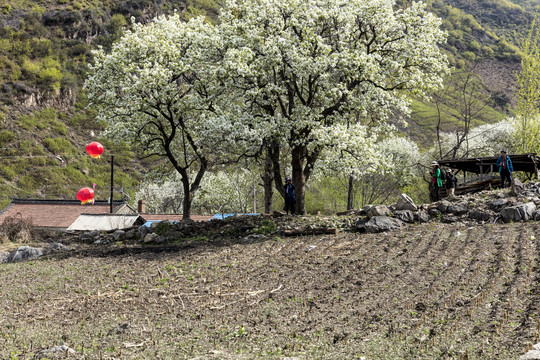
(0, 199, 211, 231)
(0, 198, 135, 230)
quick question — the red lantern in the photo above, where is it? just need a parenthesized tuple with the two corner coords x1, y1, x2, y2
(86, 142, 104, 159)
(76, 187, 95, 205)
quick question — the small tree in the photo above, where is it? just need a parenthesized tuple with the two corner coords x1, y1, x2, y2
(86, 15, 247, 219)
(515, 13, 540, 154)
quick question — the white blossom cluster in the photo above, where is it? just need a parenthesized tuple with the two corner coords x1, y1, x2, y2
(86, 0, 448, 211)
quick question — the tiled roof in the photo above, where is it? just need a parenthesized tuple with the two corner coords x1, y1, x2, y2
(0, 199, 127, 229)
(141, 214, 212, 222)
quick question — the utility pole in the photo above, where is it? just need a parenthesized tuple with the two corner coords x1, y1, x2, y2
(110, 155, 114, 213)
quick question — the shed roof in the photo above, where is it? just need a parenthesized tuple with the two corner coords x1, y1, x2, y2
(437, 153, 540, 174)
(0, 199, 130, 230)
(67, 214, 144, 231)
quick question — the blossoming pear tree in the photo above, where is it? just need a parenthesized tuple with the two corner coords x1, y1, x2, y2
(86, 15, 254, 219)
(218, 0, 448, 214)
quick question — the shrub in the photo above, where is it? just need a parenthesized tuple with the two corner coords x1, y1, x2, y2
(0, 130, 15, 145)
(0, 164, 17, 181)
(43, 137, 76, 154)
(38, 67, 63, 90)
(0, 214, 36, 244)
(51, 120, 67, 135)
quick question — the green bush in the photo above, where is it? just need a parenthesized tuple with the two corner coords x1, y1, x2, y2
(51, 120, 67, 135)
(43, 137, 76, 154)
(38, 67, 63, 90)
(18, 114, 38, 130)
(0, 130, 15, 145)
(1, 4, 10, 15)
(0, 164, 17, 181)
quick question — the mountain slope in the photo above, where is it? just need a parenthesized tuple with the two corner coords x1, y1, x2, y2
(0, 0, 533, 206)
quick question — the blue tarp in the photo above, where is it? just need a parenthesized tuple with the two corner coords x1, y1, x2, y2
(211, 213, 260, 220)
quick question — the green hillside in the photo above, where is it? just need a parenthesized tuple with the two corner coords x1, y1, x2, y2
(0, 0, 533, 207)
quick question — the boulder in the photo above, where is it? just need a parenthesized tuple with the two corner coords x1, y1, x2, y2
(487, 199, 508, 211)
(519, 350, 540, 360)
(436, 200, 451, 213)
(468, 210, 492, 222)
(125, 229, 138, 239)
(359, 216, 403, 233)
(367, 205, 390, 219)
(47, 242, 68, 251)
(143, 233, 161, 243)
(428, 208, 441, 218)
(441, 214, 460, 223)
(415, 211, 430, 223)
(501, 202, 536, 223)
(447, 202, 469, 216)
(395, 194, 417, 211)
(137, 225, 150, 238)
(394, 210, 415, 223)
(35, 345, 76, 359)
(5, 246, 44, 263)
(511, 178, 524, 196)
(112, 230, 126, 241)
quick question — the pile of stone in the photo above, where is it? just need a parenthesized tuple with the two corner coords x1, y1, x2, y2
(356, 179, 540, 233)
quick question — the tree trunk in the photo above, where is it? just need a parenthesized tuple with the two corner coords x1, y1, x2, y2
(291, 146, 306, 215)
(263, 148, 274, 214)
(181, 176, 192, 220)
(347, 175, 354, 210)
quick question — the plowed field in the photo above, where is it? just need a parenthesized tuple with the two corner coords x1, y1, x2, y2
(1, 221, 539, 359)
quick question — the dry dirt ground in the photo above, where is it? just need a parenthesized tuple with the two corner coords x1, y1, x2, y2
(1, 220, 540, 359)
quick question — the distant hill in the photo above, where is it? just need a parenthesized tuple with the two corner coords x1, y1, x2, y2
(0, 0, 534, 206)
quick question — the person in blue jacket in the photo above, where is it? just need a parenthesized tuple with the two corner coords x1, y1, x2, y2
(496, 150, 513, 188)
(284, 177, 296, 215)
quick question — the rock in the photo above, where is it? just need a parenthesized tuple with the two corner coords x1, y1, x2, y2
(534, 210, 540, 221)
(143, 233, 161, 243)
(125, 229, 138, 239)
(415, 211, 430, 223)
(393, 210, 415, 223)
(35, 345, 76, 359)
(5, 246, 44, 263)
(273, 210, 286, 217)
(501, 202, 536, 223)
(468, 210, 492, 222)
(441, 214, 460, 223)
(138, 225, 150, 238)
(519, 350, 540, 360)
(428, 208, 441, 218)
(367, 205, 390, 219)
(0, 251, 9, 263)
(79, 230, 99, 243)
(360, 216, 403, 233)
(243, 234, 266, 243)
(47, 242, 68, 251)
(437, 200, 451, 213)
(355, 218, 369, 230)
(395, 194, 417, 211)
(487, 199, 508, 211)
(447, 202, 469, 216)
(112, 230, 126, 241)
(512, 178, 524, 196)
